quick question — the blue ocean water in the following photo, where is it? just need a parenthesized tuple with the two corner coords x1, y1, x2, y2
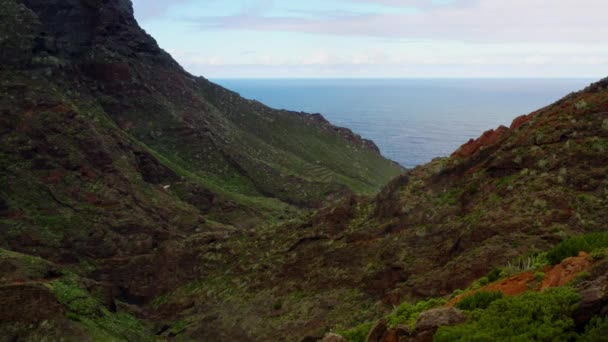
(213, 79, 594, 168)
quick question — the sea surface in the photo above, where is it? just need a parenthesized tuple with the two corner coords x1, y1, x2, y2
(213, 78, 594, 168)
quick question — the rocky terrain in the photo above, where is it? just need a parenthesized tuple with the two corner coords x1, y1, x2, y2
(1, 0, 607, 341)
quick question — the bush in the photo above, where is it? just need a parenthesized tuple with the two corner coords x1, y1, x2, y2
(386, 297, 446, 329)
(486, 268, 502, 283)
(336, 322, 374, 342)
(435, 287, 580, 341)
(547, 232, 608, 264)
(456, 291, 503, 311)
(579, 316, 608, 342)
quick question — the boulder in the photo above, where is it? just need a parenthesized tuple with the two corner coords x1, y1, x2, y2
(573, 274, 608, 328)
(366, 319, 388, 342)
(414, 307, 466, 340)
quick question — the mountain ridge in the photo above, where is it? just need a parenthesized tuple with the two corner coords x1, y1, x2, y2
(1, 0, 607, 341)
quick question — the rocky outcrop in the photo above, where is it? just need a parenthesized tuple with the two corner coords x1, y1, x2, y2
(366, 319, 388, 342)
(573, 261, 608, 328)
(413, 308, 466, 340)
(451, 125, 509, 159)
(363, 308, 466, 342)
(541, 252, 592, 290)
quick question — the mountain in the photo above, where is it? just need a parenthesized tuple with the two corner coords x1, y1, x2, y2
(0, 0, 401, 340)
(149, 77, 608, 341)
(1, 0, 607, 341)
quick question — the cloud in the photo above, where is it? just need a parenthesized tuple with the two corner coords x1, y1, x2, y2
(188, 0, 608, 43)
(131, 0, 193, 20)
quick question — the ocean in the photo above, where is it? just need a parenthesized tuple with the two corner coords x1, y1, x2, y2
(213, 78, 594, 168)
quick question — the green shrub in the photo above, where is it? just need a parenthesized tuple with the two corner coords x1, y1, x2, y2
(435, 287, 580, 341)
(547, 232, 608, 264)
(386, 297, 446, 329)
(534, 271, 545, 282)
(486, 268, 502, 283)
(336, 322, 374, 342)
(456, 291, 503, 311)
(579, 316, 608, 342)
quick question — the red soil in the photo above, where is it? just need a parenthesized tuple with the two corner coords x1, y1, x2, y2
(447, 252, 592, 307)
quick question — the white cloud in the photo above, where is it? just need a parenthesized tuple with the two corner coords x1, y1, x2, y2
(190, 0, 608, 43)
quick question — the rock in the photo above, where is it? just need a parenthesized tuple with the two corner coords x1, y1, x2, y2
(320, 333, 347, 342)
(573, 273, 608, 328)
(366, 318, 388, 342)
(394, 324, 410, 337)
(415, 308, 466, 341)
(510, 112, 537, 130)
(451, 125, 509, 158)
(541, 252, 591, 290)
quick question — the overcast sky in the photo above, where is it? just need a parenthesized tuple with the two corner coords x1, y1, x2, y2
(131, 0, 608, 78)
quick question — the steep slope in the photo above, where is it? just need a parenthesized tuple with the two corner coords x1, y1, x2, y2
(151, 78, 608, 341)
(3, 0, 401, 209)
(0, 0, 401, 340)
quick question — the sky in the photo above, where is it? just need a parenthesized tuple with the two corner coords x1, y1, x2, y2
(131, 0, 608, 79)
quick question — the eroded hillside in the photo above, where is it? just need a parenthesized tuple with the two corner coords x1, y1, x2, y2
(1, 0, 607, 341)
(0, 0, 401, 340)
(151, 78, 608, 341)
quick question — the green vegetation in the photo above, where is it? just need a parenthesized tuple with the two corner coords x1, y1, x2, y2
(503, 252, 548, 275)
(51, 277, 100, 316)
(547, 232, 608, 264)
(333, 297, 445, 342)
(435, 287, 580, 341)
(579, 316, 608, 342)
(386, 297, 446, 329)
(455, 291, 503, 311)
(336, 322, 375, 342)
(438, 188, 464, 206)
(49, 275, 154, 341)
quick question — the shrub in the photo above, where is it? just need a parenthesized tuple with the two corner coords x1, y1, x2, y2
(435, 287, 580, 341)
(486, 268, 502, 283)
(336, 322, 374, 342)
(546, 232, 608, 264)
(386, 297, 446, 329)
(456, 291, 503, 311)
(579, 316, 608, 342)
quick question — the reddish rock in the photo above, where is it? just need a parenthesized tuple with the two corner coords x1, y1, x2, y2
(452, 125, 509, 158)
(541, 252, 591, 290)
(510, 112, 536, 130)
